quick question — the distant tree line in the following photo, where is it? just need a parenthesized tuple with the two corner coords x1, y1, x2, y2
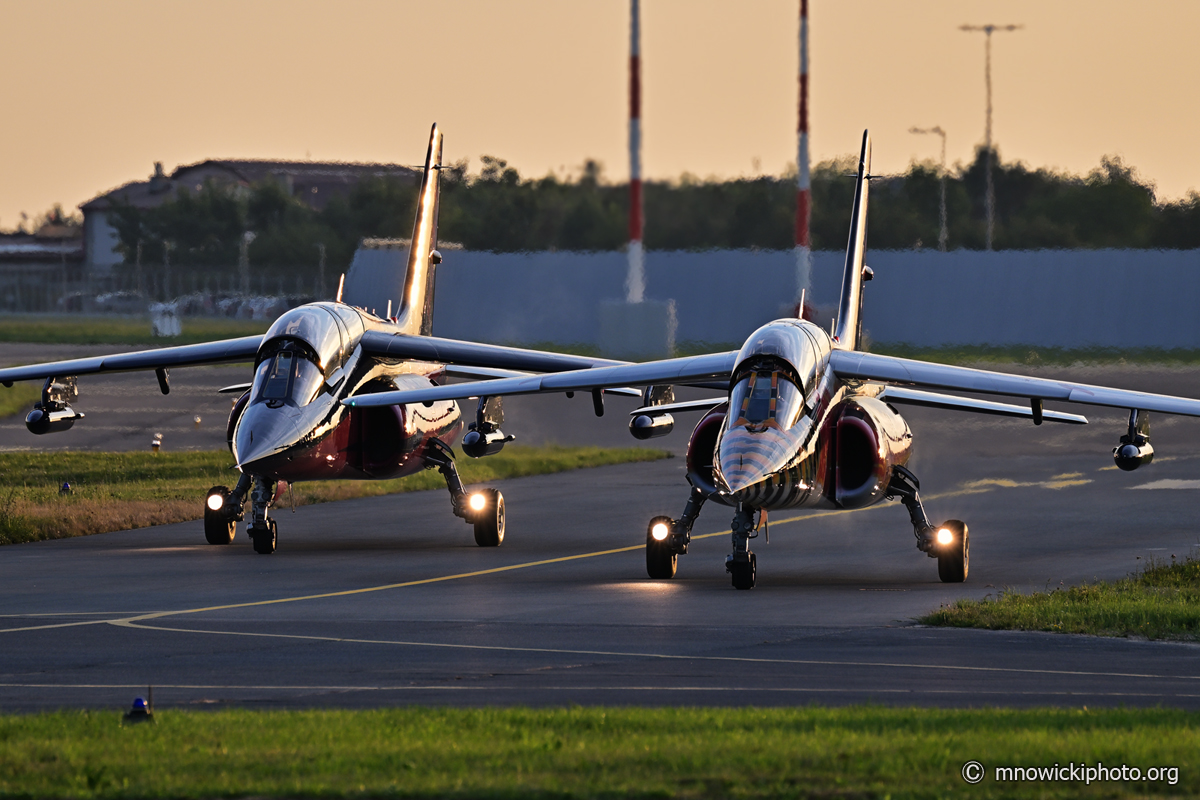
(105, 146, 1200, 287)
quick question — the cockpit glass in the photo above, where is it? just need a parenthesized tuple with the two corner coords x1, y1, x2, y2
(729, 371, 805, 430)
(254, 350, 325, 407)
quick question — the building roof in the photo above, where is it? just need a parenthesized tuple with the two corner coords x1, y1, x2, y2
(0, 233, 83, 263)
(81, 158, 421, 213)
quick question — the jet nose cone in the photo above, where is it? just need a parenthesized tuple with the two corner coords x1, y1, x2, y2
(715, 424, 795, 497)
(234, 402, 301, 471)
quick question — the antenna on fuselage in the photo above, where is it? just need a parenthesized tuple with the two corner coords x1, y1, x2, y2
(336, 273, 345, 303)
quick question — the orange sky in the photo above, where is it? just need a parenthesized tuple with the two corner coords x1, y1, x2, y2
(3, 0, 1199, 228)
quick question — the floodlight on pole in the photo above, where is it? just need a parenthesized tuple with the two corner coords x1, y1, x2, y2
(909, 126, 948, 252)
(960, 23, 1021, 251)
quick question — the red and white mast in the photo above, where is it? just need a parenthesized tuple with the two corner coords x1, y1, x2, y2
(626, 0, 645, 304)
(795, 0, 813, 319)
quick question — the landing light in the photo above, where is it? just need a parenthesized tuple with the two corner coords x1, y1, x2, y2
(206, 493, 225, 511)
(468, 493, 486, 512)
(936, 528, 953, 546)
(651, 522, 670, 541)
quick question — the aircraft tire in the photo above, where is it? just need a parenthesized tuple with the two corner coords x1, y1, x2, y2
(645, 516, 678, 579)
(472, 488, 505, 547)
(251, 520, 277, 555)
(203, 486, 236, 545)
(936, 520, 969, 583)
(730, 552, 756, 590)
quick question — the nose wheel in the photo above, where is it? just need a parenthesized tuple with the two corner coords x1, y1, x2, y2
(727, 552, 756, 590)
(725, 504, 759, 590)
(249, 519, 277, 555)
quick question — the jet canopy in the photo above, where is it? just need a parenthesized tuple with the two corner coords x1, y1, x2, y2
(731, 319, 831, 404)
(253, 349, 325, 408)
(259, 303, 366, 373)
(729, 369, 806, 430)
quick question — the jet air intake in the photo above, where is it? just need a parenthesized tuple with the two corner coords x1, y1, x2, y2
(1113, 409, 1153, 471)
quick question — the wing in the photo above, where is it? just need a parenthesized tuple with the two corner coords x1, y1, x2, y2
(879, 386, 1087, 424)
(443, 363, 642, 397)
(360, 330, 627, 373)
(0, 335, 263, 386)
(345, 350, 738, 408)
(832, 351, 1200, 417)
(629, 397, 727, 416)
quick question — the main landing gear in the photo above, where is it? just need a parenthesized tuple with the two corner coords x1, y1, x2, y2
(886, 465, 968, 583)
(204, 473, 249, 547)
(645, 485, 705, 580)
(426, 439, 505, 547)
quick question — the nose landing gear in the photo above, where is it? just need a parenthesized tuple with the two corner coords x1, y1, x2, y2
(886, 465, 969, 583)
(725, 504, 760, 590)
(248, 475, 278, 555)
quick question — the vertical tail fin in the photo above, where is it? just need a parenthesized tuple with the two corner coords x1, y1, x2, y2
(832, 130, 871, 351)
(395, 123, 444, 336)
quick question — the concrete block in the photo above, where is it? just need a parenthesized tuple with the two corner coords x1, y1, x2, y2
(598, 299, 677, 360)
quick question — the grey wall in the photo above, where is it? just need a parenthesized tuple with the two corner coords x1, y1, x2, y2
(423, 248, 1200, 350)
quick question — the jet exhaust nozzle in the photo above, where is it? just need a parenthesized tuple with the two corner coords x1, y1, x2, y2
(629, 413, 675, 440)
(1113, 441, 1153, 471)
(462, 427, 513, 458)
(25, 404, 83, 435)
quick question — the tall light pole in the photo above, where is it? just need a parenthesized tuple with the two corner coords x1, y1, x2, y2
(960, 23, 1021, 251)
(909, 126, 948, 251)
(795, 0, 812, 318)
(626, 0, 644, 304)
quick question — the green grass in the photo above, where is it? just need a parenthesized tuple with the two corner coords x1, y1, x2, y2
(920, 554, 1200, 640)
(0, 381, 40, 418)
(0, 706, 1193, 798)
(0, 446, 670, 546)
(0, 315, 269, 345)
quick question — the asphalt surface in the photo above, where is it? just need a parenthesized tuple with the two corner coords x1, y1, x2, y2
(2, 344, 1200, 710)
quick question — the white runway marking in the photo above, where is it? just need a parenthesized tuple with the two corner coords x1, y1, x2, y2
(1129, 479, 1200, 490)
(111, 618, 1200, 683)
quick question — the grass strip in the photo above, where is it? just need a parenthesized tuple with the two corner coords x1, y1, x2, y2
(0, 382, 40, 419)
(0, 315, 269, 346)
(0, 446, 669, 546)
(920, 554, 1200, 640)
(0, 706, 1194, 799)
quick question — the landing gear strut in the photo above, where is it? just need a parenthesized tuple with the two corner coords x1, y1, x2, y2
(426, 439, 505, 547)
(248, 475, 277, 555)
(886, 465, 968, 583)
(644, 485, 706, 580)
(725, 503, 759, 590)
